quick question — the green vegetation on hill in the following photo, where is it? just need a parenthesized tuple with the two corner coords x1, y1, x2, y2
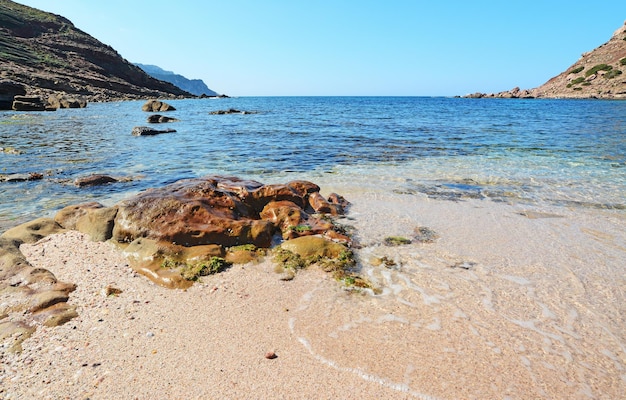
(585, 64, 613, 77)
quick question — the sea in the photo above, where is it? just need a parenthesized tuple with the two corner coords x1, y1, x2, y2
(1, 96, 626, 398)
(0, 96, 624, 232)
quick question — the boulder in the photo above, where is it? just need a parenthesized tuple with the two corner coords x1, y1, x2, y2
(54, 202, 118, 242)
(73, 174, 118, 187)
(142, 99, 176, 112)
(0, 80, 26, 110)
(111, 175, 349, 249)
(147, 114, 179, 123)
(47, 94, 87, 109)
(112, 176, 274, 247)
(12, 96, 50, 111)
(131, 126, 176, 136)
(0, 172, 43, 182)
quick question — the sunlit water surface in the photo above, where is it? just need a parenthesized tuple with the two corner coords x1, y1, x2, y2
(1, 97, 624, 231)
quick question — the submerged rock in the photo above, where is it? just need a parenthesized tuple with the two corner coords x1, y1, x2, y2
(209, 108, 255, 115)
(0, 172, 43, 182)
(74, 174, 118, 187)
(131, 126, 176, 136)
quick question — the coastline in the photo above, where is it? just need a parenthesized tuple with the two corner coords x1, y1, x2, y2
(1, 185, 624, 399)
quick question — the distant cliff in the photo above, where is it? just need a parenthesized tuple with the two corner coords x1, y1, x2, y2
(135, 64, 218, 97)
(467, 21, 626, 99)
(0, 0, 191, 101)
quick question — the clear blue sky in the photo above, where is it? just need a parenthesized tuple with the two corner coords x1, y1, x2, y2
(14, 0, 626, 96)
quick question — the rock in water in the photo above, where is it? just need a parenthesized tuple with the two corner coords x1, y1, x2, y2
(147, 114, 179, 123)
(142, 99, 176, 112)
(131, 126, 176, 136)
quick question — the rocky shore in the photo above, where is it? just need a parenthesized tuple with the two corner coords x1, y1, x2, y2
(0, 175, 358, 353)
(465, 21, 626, 99)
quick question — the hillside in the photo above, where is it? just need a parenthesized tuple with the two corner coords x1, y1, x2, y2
(0, 0, 191, 101)
(135, 63, 218, 97)
(467, 21, 626, 99)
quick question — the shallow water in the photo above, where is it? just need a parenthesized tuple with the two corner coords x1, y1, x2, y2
(1, 97, 625, 231)
(289, 193, 626, 399)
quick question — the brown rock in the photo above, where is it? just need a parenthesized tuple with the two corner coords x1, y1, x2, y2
(74, 174, 118, 187)
(54, 202, 117, 242)
(47, 94, 87, 109)
(1, 218, 65, 244)
(112, 177, 274, 247)
(279, 236, 346, 259)
(12, 95, 50, 111)
(142, 99, 176, 112)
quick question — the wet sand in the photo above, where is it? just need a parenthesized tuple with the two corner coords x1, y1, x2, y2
(1, 187, 625, 399)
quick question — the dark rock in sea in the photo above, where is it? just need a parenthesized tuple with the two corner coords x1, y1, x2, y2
(0, 172, 44, 182)
(131, 126, 177, 136)
(147, 114, 179, 123)
(12, 95, 54, 111)
(0, 80, 27, 110)
(74, 174, 118, 187)
(142, 99, 176, 112)
(209, 108, 255, 115)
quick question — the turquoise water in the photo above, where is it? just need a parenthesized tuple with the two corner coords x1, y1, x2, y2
(1, 96, 625, 231)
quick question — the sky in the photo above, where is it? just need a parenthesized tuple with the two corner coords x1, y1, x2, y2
(13, 0, 626, 96)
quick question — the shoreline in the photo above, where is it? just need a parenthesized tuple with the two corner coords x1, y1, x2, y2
(1, 187, 625, 399)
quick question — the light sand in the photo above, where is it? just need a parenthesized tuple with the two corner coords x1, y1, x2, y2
(1, 189, 625, 399)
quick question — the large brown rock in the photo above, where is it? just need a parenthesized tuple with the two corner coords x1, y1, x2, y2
(142, 99, 176, 112)
(112, 176, 273, 247)
(111, 176, 348, 248)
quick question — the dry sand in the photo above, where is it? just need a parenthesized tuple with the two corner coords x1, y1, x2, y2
(1, 188, 625, 399)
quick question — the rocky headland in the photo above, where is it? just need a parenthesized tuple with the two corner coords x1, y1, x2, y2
(0, 0, 191, 107)
(466, 21, 626, 99)
(135, 63, 218, 97)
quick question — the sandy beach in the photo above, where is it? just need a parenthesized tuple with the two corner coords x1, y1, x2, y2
(1, 186, 625, 399)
